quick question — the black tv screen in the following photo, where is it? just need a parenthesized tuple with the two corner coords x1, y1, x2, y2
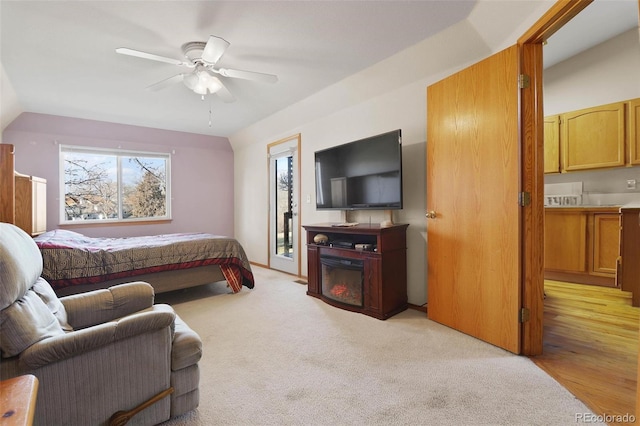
(315, 129, 403, 210)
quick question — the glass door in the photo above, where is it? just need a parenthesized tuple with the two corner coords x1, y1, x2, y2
(268, 135, 300, 275)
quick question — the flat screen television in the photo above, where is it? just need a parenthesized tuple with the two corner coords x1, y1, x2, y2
(315, 129, 403, 210)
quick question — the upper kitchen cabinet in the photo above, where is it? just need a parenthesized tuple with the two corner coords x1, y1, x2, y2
(544, 115, 560, 174)
(629, 98, 640, 165)
(561, 101, 626, 172)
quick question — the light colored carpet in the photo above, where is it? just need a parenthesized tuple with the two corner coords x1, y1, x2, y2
(157, 266, 602, 426)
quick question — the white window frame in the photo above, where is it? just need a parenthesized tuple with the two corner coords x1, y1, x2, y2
(59, 145, 172, 224)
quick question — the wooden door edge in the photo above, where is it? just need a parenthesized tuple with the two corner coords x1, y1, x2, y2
(517, 0, 593, 356)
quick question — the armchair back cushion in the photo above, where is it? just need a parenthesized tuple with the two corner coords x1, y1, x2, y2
(0, 223, 71, 357)
(0, 290, 65, 357)
(0, 223, 43, 309)
(33, 277, 72, 331)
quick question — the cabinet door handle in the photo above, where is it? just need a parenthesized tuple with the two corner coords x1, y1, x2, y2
(426, 211, 437, 219)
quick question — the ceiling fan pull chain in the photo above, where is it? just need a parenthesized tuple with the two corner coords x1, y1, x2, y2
(208, 96, 212, 127)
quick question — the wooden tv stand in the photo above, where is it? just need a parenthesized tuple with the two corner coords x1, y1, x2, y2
(304, 223, 408, 320)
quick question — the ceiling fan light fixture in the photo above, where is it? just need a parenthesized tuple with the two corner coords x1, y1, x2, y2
(198, 70, 222, 94)
(183, 73, 199, 91)
(183, 68, 222, 95)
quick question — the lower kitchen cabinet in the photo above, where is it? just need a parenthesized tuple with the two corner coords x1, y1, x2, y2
(544, 207, 619, 287)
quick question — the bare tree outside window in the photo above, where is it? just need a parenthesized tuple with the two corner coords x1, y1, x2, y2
(124, 157, 167, 218)
(62, 148, 170, 222)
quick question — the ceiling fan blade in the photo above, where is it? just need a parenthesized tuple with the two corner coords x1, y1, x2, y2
(216, 80, 236, 103)
(116, 47, 184, 66)
(201, 36, 230, 64)
(216, 67, 278, 84)
(146, 74, 185, 91)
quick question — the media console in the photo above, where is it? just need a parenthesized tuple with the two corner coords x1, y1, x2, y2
(303, 223, 408, 320)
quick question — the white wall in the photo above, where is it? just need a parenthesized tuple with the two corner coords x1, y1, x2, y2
(228, 5, 551, 305)
(544, 28, 640, 202)
(544, 28, 640, 114)
(0, 62, 22, 133)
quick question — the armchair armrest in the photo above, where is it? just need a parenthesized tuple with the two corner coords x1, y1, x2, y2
(19, 305, 175, 369)
(60, 281, 155, 329)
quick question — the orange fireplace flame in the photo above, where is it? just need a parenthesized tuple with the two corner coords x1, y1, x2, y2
(330, 284, 350, 298)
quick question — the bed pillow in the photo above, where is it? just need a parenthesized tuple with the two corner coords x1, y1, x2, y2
(0, 290, 65, 358)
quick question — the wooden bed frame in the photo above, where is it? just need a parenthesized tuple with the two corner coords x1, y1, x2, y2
(54, 264, 227, 296)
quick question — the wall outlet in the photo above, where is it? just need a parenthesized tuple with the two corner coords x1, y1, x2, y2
(627, 179, 637, 190)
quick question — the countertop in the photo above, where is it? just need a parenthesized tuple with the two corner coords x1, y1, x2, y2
(621, 202, 640, 209)
(544, 205, 621, 212)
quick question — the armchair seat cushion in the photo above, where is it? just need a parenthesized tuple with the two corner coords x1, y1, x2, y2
(171, 315, 202, 371)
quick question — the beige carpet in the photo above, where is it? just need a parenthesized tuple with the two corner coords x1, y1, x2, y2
(157, 266, 602, 426)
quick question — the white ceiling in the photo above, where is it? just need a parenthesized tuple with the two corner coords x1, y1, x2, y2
(1, 1, 637, 138)
(543, 0, 638, 68)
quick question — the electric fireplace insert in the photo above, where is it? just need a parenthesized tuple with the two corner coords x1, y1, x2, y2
(320, 255, 364, 308)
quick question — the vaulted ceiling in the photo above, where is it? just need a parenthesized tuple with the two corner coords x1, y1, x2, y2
(1, 1, 636, 137)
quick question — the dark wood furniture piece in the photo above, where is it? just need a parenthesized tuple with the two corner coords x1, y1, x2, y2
(618, 207, 640, 306)
(304, 223, 408, 320)
(0, 374, 39, 426)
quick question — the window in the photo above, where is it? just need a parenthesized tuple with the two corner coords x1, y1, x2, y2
(60, 145, 171, 223)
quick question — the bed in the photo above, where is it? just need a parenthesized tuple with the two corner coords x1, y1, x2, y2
(34, 229, 255, 296)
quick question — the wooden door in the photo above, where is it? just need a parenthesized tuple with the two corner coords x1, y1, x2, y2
(426, 45, 521, 354)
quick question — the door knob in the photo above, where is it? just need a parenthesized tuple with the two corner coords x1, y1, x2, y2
(426, 211, 437, 219)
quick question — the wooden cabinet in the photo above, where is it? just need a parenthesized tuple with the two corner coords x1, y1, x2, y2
(592, 213, 620, 275)
(562, 101, 626, 171)
(544, 99, 640, 173)
(629, 98, 640, 165)
(618, 208, 640, 306)
(544, 207, 619, 287)
(544, 210, 587, 272)
(304, 223, 408, 320)
(544, 115, 560, 173)
(0, 144, 15, 223)
(14, 173, 47, 236)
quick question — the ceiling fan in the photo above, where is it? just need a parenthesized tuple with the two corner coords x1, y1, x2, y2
(116, 35, 278, 102)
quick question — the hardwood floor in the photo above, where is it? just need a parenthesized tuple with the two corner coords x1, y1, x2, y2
(531, 280, 639, 424)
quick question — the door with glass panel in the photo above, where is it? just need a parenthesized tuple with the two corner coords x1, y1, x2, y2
(268, 135, 300, 275)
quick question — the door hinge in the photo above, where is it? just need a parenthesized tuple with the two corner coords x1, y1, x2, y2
(519, 307, 530, 323)
(519, 191, 531, 207)
(518, 74, 530, 89)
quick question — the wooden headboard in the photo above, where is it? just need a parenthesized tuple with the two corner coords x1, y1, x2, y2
(0, 143, 15, 224)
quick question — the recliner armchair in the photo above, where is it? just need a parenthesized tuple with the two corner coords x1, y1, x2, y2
(0, 223, 202, 425)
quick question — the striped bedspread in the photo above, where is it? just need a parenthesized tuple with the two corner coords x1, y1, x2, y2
(34, 229, 254, 293)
